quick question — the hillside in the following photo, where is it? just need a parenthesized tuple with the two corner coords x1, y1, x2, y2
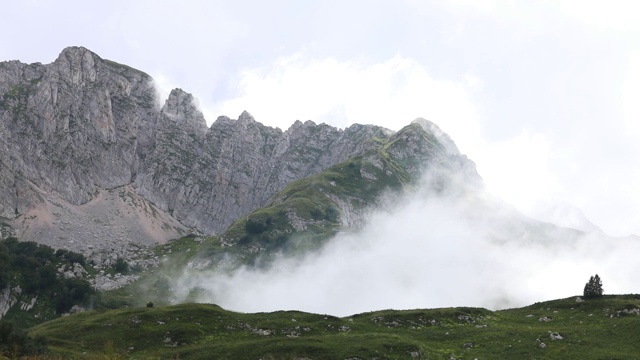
(0, 46, 400, 254)
(197, 120, 479, 259)
(92, 119, 483, 309)
(23, 295, 640, 359)
(95, 119, 590, 313)
(1, 46, 493, 328)
(2, 47, 638, 359)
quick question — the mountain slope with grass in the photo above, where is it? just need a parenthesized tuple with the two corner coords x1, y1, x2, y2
(97, 117, 605, 314)
(3, 47, 639, 360)
(194, 119, 480, 262)
(0, 47, 444, 324)
(22, 295, 640, 359)
(98, 119, 483, 309)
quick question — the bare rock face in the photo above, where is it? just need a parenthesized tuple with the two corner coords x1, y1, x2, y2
(0, 46, 159, 218)
(135, 105, 393, 233)
(0, 46, 477, 253)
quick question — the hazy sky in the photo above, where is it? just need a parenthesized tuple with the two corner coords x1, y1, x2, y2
(2, 0, 639, 236)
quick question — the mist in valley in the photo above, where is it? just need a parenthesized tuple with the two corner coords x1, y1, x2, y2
(169, 170, 640, 316)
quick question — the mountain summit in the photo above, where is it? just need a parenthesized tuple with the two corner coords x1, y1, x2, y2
(0, 46, 478, 258)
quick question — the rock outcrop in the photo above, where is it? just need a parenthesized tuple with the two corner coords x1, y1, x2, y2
(0, 47, 158, 217)
(0, 46, 477, 252)
(0, 285, 20, 319)
(135, 106, 393, 233)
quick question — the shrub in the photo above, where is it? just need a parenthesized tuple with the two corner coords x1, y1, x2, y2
(324, 206, 339, 222)
(55, 249, 87, 265)
(113, 258, 129, 273)
(0, 237, 95, 318)
(310, 208, 323, 220)
(54, 278, 96, 313)
(245, 217, 267, 234)
(0, 320, 47, 356)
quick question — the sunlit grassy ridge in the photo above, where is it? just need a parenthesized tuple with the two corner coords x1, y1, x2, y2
(25, 295, 640, 359)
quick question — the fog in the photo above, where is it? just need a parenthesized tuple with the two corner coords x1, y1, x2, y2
(169, 171, 640, 316)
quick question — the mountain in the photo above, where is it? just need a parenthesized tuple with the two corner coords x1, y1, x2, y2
(0, 46, 451, 257)
(0, 47, 484, 319)
(0, 46, 173, 251)
(1, 48, 639, 360)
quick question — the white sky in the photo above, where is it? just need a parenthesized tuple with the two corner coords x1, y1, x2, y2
(2, 0, 640, 236)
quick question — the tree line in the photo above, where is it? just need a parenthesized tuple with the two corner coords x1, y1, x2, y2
(0, 237, 96, 314)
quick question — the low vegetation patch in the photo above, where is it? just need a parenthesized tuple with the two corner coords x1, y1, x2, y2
(0, 238, 96, 328)
(23, 295, 640, 359)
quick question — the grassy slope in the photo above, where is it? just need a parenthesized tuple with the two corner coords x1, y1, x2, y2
(28, 295, 640, 359)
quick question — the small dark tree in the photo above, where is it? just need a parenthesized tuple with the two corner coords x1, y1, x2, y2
(54, 278, 95, 313)
(583, 274, 604, 299)
(245, 218, 267, 234)
(146, 301, 154, 308)
(113, 258, 129, 273)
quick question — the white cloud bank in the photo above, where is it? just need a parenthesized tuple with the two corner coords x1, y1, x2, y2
(212, 55, 482, 151)
(171, 172, 640, 316)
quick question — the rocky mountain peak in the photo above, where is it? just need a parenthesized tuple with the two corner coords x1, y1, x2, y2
(56, 45, 96, 59)
(52, 46, 102, 86)
(0, 46, 480, 256)
(238, 110, 255, 123)
(159, 88, 207, 137)
(285, 119, 324, 140)
(289, 120, 304, 128)
(411, 118, 460, 155)
(212, 115, 233, 126)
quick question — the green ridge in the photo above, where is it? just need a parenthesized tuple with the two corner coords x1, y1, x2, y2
(24, 295, 640, 359)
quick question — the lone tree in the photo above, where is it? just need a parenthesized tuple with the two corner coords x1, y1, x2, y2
(583, 274, 604, 299)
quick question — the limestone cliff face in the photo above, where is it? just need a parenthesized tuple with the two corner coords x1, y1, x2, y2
(0, 46, 478, 252)
(135, 104, 393, 233)
(0, 46, 158, 220)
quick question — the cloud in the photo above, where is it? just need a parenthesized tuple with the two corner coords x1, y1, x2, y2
(622, 52, 640, 137)
(437, 0, 640, 33)
(169, 169, 640, 316)
(211, 55, 482, 151)
(473, 131, 562, 219)
(150, 74, 176, 108)
(558, 0, 640, 32)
